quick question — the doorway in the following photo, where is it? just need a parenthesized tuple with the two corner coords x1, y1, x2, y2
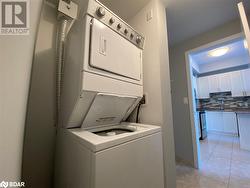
(181, 32, 250, 187)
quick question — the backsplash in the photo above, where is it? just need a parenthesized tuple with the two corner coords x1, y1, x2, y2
(197, 92, 250, 111)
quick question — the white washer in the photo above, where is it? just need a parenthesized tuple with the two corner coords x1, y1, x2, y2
(55, 123, 164, 188)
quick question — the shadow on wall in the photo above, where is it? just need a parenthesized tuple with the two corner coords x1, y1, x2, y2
(22, 3, 58, 188)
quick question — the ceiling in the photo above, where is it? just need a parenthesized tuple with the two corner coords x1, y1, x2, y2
(99, 0, 151, 21)
(191, 38, 250, 65)
(52, 0, 250, 47)
(164, 0, 250, 46)
(47, 0, 151, 22)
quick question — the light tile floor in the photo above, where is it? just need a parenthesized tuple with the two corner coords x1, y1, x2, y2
(176, 133, 250, 188)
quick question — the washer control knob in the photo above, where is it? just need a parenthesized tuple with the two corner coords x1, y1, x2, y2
(117, 23, 122, 30)
(130, 33, 134, 39)
(109, 17, 115, 24)
(96, 7, 106, 17)
(136, 35, 142, 44)
(124, 29, 128, 35)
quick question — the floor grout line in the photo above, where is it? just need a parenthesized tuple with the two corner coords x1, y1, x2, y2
(176, 133, 250, 188)
(226, 137, 234, 188)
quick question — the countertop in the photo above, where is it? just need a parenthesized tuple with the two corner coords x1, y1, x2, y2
(196, 108, 250, 114)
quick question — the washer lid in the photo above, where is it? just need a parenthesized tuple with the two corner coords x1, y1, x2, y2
(81, 93, 138, 129)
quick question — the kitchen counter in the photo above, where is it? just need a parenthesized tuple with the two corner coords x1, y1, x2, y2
(196, 108, 250, 151)
(196, 108, 250, 113)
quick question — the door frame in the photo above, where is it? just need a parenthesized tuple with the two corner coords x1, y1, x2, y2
(184, 32, 244, 169)
(238, 2, 250, 56)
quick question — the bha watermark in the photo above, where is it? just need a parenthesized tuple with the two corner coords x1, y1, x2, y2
(0, 0, 30, 35)
(0, 181, 25, 188)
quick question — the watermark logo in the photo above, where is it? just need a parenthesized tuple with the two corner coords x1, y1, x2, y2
(0, 0, 30, 35)
(0, 181, 8, 188)
(0, 181, 25, 188)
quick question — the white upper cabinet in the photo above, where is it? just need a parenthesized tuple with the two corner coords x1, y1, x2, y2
(208, 73, 232, 93)
(238, 2, 250, 56)
(219, 72, 232, 92)
(197, 77, 209, 99)
(208, 75, 220, 93)
(230, 71, 245, 97)
(197, 69, 250, 99)
(242, 68, 250, 96)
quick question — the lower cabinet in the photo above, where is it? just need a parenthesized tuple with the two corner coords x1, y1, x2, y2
(206, 111, 223, 132)
(238, 113, 250, 151)
(222, 112, 238, 134)
(206, 111, 238, 135)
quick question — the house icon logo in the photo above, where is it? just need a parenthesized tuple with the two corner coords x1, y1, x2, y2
(0, 181, 8, 188)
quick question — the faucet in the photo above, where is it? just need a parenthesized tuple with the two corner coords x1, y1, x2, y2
(220, 100, 224, 110)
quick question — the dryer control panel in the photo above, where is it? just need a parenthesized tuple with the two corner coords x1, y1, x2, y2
(87, 0, 145, 49)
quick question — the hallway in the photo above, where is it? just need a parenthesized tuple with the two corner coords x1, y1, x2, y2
(176, 133, 250, 188)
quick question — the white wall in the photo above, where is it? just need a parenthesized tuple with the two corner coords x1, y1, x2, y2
(0, 1, 43, 181)
(169, 18, 242, 165)
(129, 0, 176, 187)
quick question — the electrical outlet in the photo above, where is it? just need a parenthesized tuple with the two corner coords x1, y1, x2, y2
(140, 93, 148, 105)
(140, 94, 146, 104)
(58, 0, 78, 19)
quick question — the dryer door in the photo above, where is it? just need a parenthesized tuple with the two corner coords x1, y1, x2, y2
(89, 18, 142, 81)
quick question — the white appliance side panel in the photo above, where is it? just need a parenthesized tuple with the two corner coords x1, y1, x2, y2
(93, 132, 164, 188)
(82, 71, 143, 97)
(90, 19, 142, 81)
(54, 129, 92, 188)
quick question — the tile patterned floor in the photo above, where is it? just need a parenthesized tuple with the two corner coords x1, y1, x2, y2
(176, 133, 250, 188)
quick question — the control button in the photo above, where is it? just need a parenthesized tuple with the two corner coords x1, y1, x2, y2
(96, 7, 106, 17)
(136, 36, 142, 44)
(117, 23, 122, 30)
(130, 33, 134, 39)
(124, 29, 128, 35)
(109, 17, 115, 24)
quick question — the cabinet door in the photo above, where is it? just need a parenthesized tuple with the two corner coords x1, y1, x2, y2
(208, 75, 220, 93)
(222, 112, 238, 134)
(206, 112, 213, 131)
(219, 72, 232, 92)
(231, 71, 244, 97)
(238, 114, 250, 151)
(206, 112, 223, 132)
(207, 112, 238, 134)
(242, 68, 250, 96)
(238, 2, 250, 56)
(197, 77, 209, 99)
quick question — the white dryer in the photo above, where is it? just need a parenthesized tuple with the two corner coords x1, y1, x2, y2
(55, 0, 165, 187)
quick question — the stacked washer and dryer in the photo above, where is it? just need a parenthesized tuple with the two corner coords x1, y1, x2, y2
(55, 0, 165, 187)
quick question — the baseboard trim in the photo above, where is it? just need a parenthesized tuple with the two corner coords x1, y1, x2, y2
(207, 130, 238, 137)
